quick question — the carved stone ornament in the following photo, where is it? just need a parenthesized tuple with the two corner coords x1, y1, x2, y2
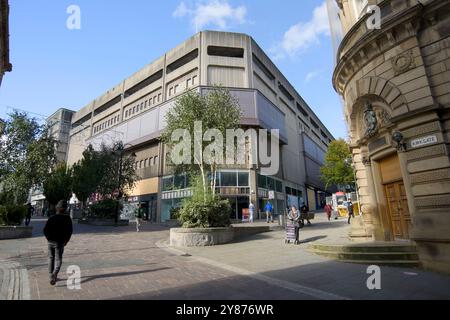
(363, 102, 378, 138)
(392, 51, 416, 76)
(377, 109, 392, 127)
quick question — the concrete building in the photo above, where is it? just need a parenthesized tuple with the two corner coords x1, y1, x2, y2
(66, 31, 335, 223)
(30, 108, 75, 214)
(329, 0, 450, 272)
(0, 0, 12, 86)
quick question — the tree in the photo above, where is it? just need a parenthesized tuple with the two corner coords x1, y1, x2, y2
(43, 163, 73, 207)
(72, 145, 104, 208)
(161, 87, 242, 197)
(0, 111, 57, 204)
(72, 142, 138, 205)
(320, 139, 355, 190)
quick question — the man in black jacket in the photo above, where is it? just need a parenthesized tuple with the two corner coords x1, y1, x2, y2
(43, 200, 73, 286)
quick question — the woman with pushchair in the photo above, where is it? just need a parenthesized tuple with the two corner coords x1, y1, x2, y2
(287, 205, 301, 244)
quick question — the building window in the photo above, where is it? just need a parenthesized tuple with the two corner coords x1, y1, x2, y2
(192, 76, 197, 85)
(169, 88, 173, 96)
(140, 160, 143, 169)
(153, 156, 158, 165)
(141, 102, 144, 111)
(187, 78, 191, 87)
(207, 46, 244, 58)
(174, 85, 179, 94)
(237, 172, 249, 187)
(221, 172, 237, 187)
(158, 93, 162, 102)
(144, 158, 148, 167)
(163, 177, 174, 191)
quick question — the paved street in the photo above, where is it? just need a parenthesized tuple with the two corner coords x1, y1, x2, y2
(1, 214, 450, 300)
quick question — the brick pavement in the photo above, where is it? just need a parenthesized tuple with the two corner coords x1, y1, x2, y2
(0, 218, 316, 300)
(1, 214, 450, 300)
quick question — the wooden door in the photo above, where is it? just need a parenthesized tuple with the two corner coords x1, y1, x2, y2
(384, 181, 411, 239)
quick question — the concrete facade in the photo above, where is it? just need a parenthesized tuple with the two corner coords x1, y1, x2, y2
(66, 31, 335, 224)
(330, 0, 450, 273)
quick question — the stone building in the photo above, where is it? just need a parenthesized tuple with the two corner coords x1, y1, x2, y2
(66, 31, 335, 223)
(0, 0, 12, 86)
(329, 0, 450, 272)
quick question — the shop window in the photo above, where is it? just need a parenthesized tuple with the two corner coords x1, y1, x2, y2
(221, 172, 237, 187)
(237, 172, 249, 187)
(276, 180, 283, 193)
(267, 177, 275, 191)
(258, 174, 267, 188)
(174, 175, 185, 190)
(162, 177, 174, 191)
(285, 186, 292, 195)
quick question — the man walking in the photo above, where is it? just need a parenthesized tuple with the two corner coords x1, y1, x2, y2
(43, 200, 73, 286)
(264, 201, 274, 223)
(347, 200, 354, 224)
(300, 203, 312, 226)
(25, 203, 34, 226)
(134, 203, 145, 232)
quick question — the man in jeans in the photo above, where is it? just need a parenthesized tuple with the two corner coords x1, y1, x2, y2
(43, 200, 73, 286)
(264, 201, 274, 223)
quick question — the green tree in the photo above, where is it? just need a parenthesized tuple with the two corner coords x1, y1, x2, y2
(43, 163, 73, 207)
(72, 145, 104, 208)
(72, 142, 138, 204)
(97, 141, 138, 199)
(320, 139, 355, 190)
(161, 87, 242, 197)
(0, 111, 57, 204)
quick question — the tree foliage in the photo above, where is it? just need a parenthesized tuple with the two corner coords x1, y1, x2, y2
(72, 142, 138, 204)
(43, 163, 73, 206)
(320, 139, 355, 190)
(177, 175, 231, 228)
(0, 111, 57, 204)
(161, 87, 242, 197)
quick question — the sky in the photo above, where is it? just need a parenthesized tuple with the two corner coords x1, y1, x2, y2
(0, 0, 348, 139)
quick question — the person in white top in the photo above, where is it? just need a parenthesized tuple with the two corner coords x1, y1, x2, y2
(249, 202, 255, 223)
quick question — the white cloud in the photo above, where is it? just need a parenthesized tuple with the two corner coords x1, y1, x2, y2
(173, 1, 247, 31)
(271, 2, 330, 60)
(305, 70, 322, 83)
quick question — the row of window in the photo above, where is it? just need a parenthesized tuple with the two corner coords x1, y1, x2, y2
(162, 171, 249, 192)
(257, 174, 283, 193)
(167, 75, 197, 98)
(124, 92, 162, 119)
(93, 114, 120, 134)
(134, 156, 159, 170)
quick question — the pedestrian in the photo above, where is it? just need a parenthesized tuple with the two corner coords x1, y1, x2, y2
(324, 203, 332, 221)
(264, 201, 274, 223)
(25, 203, 34, 226)
(288, 205, 301, 244)
(347, 200, 354, 224)
(134, 203, 145, 232)
(43, 200, 73, 286)
(249, 202, 255, 223)
(300, 203, 312, 225)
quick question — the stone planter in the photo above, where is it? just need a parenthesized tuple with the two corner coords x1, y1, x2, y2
(170, 227, 235, 247)
(78, 218, 129, 226)
(0, 226, 33, 240)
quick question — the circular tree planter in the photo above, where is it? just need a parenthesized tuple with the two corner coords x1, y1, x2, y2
(0, 226, 33, 240)
(78, 218, 129, 226)
(170, 227, 234, 247)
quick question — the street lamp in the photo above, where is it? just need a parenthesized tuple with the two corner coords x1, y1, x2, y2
(345, 157, 360, 209)
(113, 142, 136, 225)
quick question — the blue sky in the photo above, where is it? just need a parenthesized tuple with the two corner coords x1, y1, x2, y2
(0, 0, 347, 139)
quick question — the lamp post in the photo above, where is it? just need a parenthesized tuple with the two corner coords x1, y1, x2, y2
(113, 142, 136, 225)
(345, 157, 360, 209)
